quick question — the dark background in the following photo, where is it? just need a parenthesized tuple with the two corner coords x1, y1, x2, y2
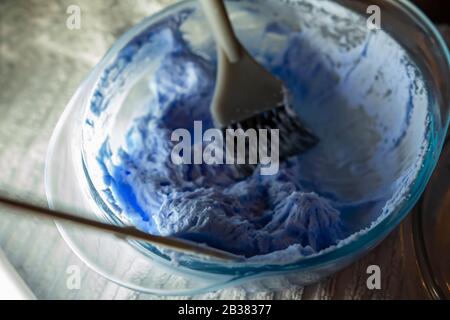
(413, 0, 450, 24)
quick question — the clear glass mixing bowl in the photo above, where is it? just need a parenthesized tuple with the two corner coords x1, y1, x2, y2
(46, 0, 450, 295)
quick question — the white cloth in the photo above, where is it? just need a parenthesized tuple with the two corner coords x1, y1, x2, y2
(0, 248, 35, 300)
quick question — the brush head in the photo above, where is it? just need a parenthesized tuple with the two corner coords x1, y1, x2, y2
(210, 48, 319, 168)
(222, 103, 319, 174)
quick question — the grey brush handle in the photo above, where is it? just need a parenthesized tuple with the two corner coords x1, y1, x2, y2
(199, 0, 241, 63)
(0, 195, 242, 262)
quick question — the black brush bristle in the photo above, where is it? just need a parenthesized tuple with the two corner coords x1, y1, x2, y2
(222, 104, 319, 174)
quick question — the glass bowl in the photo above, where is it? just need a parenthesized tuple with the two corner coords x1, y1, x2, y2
(46, 0, 450, 295)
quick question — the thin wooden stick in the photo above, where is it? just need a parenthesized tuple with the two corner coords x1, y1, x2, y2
(0, 195, 242, 262)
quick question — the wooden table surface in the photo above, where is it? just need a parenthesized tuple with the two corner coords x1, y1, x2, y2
(0, 0, 444, 299)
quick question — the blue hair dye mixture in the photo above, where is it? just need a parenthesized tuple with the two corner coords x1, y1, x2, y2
(87, 1, 430, 263)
